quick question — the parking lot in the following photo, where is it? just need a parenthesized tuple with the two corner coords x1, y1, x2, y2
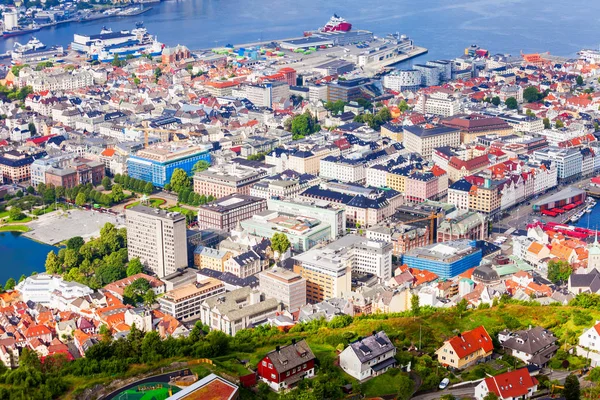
(24, 209, 126, 245)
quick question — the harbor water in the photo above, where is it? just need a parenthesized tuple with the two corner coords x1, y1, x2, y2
(0, 231, 56, 284)
(2, 0, 600, 60)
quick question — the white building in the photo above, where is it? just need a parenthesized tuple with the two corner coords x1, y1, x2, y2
(382, 69, 422, 91)
(578, 321, 600, 366)
(533, 147, 583, 182)
(158, 277, 226, 321)
(339, 331, 396, 381)
(16, 274, 93, 307)
(415, 92, 462, 117)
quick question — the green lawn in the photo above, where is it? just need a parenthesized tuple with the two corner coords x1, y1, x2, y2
(360, 370, 407, 397)
(125, 198, 166, 209)
(167, 205, 196, 213)
(3, 216, 32, 224)
(0, 225, 30, 232)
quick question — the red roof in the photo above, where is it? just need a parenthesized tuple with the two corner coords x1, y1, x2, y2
(24, 324, 52, 339)
(484, 368, 537, 398)
(26, 134, 56, 145)
(447, 325, 493, 359)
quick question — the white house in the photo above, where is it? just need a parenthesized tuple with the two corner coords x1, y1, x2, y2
(474, 368, 538, 400)
(578, 321, 600, 366)
(339, 331, 396, 381)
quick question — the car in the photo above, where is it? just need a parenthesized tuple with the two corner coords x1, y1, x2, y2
(439, 378, 450, 390)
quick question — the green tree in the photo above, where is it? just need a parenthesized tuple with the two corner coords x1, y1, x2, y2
(4, 278, 16, 291)
(141, 331, 163, 362)
(18, 274, 26, 283)
(491, 96, 501, 106)
(271, 232, 291, 256)
(66, 236, 85, 251)
(576, 75, 584, 86)
(547, 259, 572, 284)
(111, 184, 125, 203)
(483, 393, 499, 400)
(143, 182, 154, 195)
(192, 160, 211, 173)
(75, 192, 87, 207)
(396, 375, 414, 400)
(26, 186, 34, 194)
(126, 258, 144, 276)
(8, 206, 25, 221)
(523, 86, 541, 103)
(28, 122, 37, 136)
(45, 251, 60, 274)
(324, 100, 346, 115)
(399, 99, 409, 112)
(563, 374, 580, 400)
(56, 185, 65, 199)
(505, 97, 518, 109)
(543, 117, 551, 129)
(411, 294, 420, 316)
(456, 298, 468, 318)
(169, 168, 191, 194)
(143, 289, 156, 307)
(101, 176, 112, 190)
(555, 119, 565, 128)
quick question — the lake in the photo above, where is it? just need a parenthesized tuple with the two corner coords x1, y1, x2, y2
(2, 0, 600, 60)
(0, 231, 56, 285)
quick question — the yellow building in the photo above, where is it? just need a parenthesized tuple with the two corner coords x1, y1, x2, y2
(293, 251, 352, 304)
(381, 123, 404, 142)
(435, 326, 494, 370)
(386, 169, 409, 193)
(193, 246, 232, 272)
(468, 184, 501, 215)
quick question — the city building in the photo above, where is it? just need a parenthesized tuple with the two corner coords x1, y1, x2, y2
(441, 114, 513, 144)
(0, 151, 44, 183)
(435, 325, 493, 370)
(103, 273, 165, 300)
(257, 340, 316, 391)
(413, 64, 440, 86)
(167, 374, 239, 400)
(16, 274, 93, 307)
(339, 331, 397, 381)
(533, 147, 583, 182)
(193, 246, 232, 272)
(402, 239, 482, 279)
(326, 78, 383, 102)
(126, 206, 188, 278)
(232, 81, 289, 108)
(367, 224, 429, 257)
(199, 287, 282, 336)
(127, 142, 211, 187)
(193, 164, 268, 199)
(258, 268, 307, 311)
(45, 158, 105, 189)
(403, 125, 461, 159)
(293, 235, 392, 303)
(241, 210, 331, 253)
(197, 194, 267, 232)
(437, 210, 487, 242)
(267, 198, 346, 239)
(415, 92, 462, 117)
(382, 69, 422, 91)
(158, 277, 225, 320)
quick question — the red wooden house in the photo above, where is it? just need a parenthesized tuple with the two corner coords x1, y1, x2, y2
(257, 339, 316, 391)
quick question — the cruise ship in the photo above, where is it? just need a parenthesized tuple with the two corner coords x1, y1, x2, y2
(11, 37, 64, 64)
(71, 24, 164, 62)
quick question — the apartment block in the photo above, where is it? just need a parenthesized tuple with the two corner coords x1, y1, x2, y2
(193, 164, 267, 199)
(158, 277, 225, 320)
(126, 205, 188, 278)
(403, 125, 461, 160)
(197, 194, 267, 232)
(258, 268, 307, 311)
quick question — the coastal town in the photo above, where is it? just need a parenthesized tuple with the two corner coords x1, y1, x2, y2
(0, 6, 600, 400)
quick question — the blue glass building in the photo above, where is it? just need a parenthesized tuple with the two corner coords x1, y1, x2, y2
(127, 147, 210, 187)
(401, 240, 482, 279)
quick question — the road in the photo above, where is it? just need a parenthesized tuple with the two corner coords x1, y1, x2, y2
(411, 385, 476, 400)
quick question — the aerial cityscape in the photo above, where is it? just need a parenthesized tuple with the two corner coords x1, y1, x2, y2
(0, 0, 600, 399)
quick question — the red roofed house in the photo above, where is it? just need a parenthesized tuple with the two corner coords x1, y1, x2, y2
(24, 325, 53, 344)
(435, 325, 493, 370)
(474, 367, 538, 399)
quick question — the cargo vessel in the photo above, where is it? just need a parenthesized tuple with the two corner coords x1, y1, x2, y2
(304, 14, 352, 36)
(3, 26, 41, 38)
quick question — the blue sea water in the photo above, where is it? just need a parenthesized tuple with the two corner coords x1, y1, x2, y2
(2, 0, 600, 59)
(0, 231, 56, 285)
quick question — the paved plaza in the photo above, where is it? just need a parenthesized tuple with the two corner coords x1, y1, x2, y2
(24, 209, 126, 245)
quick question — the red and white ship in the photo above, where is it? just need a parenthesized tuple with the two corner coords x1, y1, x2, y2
(304, 14, 352, 36)
(321, 14, 352, 32)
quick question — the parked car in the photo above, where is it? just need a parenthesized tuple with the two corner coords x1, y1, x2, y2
(439, 378, 450, 390)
